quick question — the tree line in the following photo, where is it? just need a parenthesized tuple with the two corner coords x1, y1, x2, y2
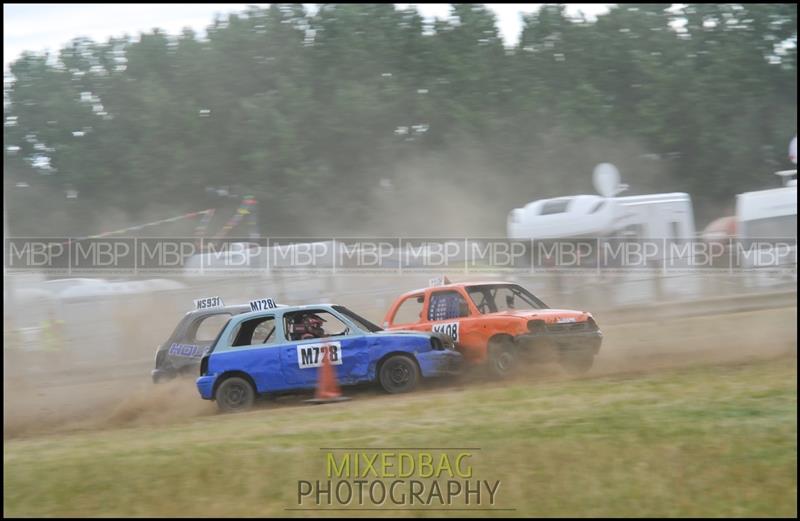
(3, 4, 797, 237)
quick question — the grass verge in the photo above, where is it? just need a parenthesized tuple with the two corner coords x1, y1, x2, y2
(4, 356, 797, 517)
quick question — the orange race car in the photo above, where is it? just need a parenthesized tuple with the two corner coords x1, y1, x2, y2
(383, 281, 602, 377)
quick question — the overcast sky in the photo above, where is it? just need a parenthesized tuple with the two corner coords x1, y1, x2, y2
(3, 3, 612, 69)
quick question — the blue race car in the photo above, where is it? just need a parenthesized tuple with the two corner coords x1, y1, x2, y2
(197, 303, 463, 412)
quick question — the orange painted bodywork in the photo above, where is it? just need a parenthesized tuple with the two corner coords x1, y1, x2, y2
(383, 281, 597, 364)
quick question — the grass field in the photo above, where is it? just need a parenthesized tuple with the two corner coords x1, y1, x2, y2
(4, 355, 796, 517)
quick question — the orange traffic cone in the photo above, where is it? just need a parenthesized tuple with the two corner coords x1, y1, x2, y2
(306, 347, 350, 404)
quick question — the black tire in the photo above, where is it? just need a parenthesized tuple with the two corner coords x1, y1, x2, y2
(559, 350, 595, 376)
(215, 376, 256, 413)
(487, 337, 517, 378)
(379, 355, 420, 394)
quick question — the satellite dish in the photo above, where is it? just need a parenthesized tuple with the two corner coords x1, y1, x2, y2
(593, 163, 622, 197)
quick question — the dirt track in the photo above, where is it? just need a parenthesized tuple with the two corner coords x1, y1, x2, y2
(3, 305, 796, 439)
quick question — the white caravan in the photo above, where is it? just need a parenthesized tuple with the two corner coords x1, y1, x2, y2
(735, 170, 796, 273)
(505, 164, 699, 305)
(735, 170, 797, 239)
(507, 192, 695, 240)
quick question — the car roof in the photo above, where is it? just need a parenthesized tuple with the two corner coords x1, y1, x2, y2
(232, 302, 339, 320)
(184, 302, 294, 318)
(396, 281, 518, 300)
(184, 304, 252, 318)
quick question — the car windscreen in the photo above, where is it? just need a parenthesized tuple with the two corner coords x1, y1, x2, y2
(466, 284, 548, 314)
(332, 305, 383, 332)
(206, 317, 231, 354)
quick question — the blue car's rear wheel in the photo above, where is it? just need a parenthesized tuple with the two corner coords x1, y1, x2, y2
(215, 376, 255, 413)
(379, 355, 420, 394)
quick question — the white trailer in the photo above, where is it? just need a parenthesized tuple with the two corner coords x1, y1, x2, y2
(735, 171, 797, 239)
(507, 192, 695, 240)
(505, 180, 699, 305)
(734, 170, 796, 277)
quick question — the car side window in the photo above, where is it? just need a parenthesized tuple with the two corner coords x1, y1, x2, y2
(230, 316, 277, 347)
(428, 291, 470, 321)
(486, 287, 516, 312)
(283, 310, 350, 341)
(192, 313, 233, 342)
(392, 294, 425, 325)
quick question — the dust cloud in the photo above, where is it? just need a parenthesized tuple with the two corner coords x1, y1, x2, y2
(4, 299, 795, 440)
(8, 132, 701, 238)
(317, 134, 683, 237)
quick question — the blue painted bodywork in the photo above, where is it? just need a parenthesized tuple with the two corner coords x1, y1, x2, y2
(196, 304, 462, 400)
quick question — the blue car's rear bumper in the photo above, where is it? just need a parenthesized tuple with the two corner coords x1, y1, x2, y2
(197, 375, 216, 400)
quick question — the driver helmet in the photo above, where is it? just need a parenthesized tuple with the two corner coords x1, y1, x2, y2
(303, 313, 326, 338)
(293, 313, 325, 339)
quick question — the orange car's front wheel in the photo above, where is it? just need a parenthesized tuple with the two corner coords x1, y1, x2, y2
(487, 336, 517, 378)
(559, 349, 595, 376)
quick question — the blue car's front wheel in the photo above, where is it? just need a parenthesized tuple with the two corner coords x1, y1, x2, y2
(379, 355, 420, 394)
(215, 376, 256, 413)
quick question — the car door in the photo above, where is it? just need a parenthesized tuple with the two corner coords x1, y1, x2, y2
(426, 290, 471, 345)
(214, 314, 286, 393)
(279, 310, 367, 386)
(386, 292, 431, 334)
